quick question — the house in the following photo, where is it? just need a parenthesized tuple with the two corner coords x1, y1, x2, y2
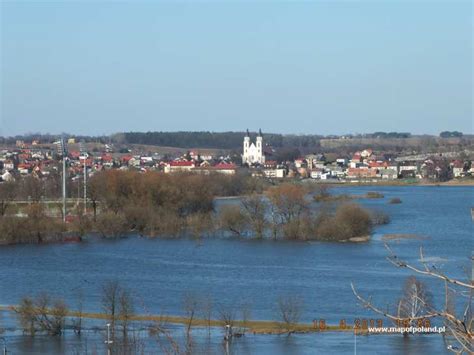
(380, 169, 398, 180)
(399, 164, 419, 178)
(69, 151, 81, 160)
(263, 160, 277, 169)
(212, 162, 237, 175)
(101, 154, 114, 167)
(310, 168, 324, 179)
(451, 160, 465, 178)
(195, 162, 237, 175)
(305, 155, 315, 170)
(140, 156, 154, 167)
(347, 167, 377, 179)
(336, 158, 348, 166)
(263, 168, 286, 178)
(121, 155, 133, 165)
(361, 149, 373, 158)
(327, 165, 346, 178)
(164, 161, 195, 173)
(3, 159, 14, 171)
(294, 158, 306, 169)
(128, 157, 140, 167)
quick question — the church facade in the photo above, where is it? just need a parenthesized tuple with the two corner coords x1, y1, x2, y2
(242, 129, 265, 165)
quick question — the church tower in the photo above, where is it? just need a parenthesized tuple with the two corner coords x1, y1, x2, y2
(256, 129, 264, 164)
(243, 129, 250, 157)
(242, 129, 265, 165)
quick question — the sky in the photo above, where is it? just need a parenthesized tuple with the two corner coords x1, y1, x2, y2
(1, 0, 472, 136)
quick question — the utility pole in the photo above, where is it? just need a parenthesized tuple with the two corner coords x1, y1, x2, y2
(84, 157, 87, 214)
(105, 323, 113, 355)
(80, 140, 87, 214)
(354, 326, 357, 355)
(1, 337, 7, 355)
(60, 137, 67, 223)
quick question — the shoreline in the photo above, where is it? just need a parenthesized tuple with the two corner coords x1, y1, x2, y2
(318, 180, 474, 188)
(0, 305, 430, 336)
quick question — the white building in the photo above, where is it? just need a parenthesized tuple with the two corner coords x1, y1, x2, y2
(242, 129, 265, 165)
(263, 168, 286, 178)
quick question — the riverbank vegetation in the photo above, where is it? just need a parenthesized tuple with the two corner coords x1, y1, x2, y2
(0, 171, 389, 244)
(7, 281, 348, 355)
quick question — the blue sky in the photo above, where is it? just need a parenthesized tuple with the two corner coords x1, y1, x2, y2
(1, 0, 472, 136)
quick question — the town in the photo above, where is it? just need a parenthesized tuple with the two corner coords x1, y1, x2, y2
(1, 130, 472, 185)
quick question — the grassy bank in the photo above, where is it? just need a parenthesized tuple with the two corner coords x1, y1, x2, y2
(0, 305, 358, 335)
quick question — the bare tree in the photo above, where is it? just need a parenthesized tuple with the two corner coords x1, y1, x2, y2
(236, 302, 252, 336)
(0, 181, 16, 216)
(15, 293, 68, 336)
(277, 295, 303, 334)
(267, 184, 309, 239)
(241, 194, 267, 239)
(352, 244, 473, 354)
(16, 296, 36, 335)
(218, 205, 247, 237)
(397, 276, 433, 326)
(200, 295, 213, 337)
(102, 280, 121, 341)
(119, 287, 134, 339)
(218, 304, 236, 337)
(72, 289, 84, 335)
(150, 314, 183, 355)
(182, 292, 199, 336)
(22, 176, 44, 203)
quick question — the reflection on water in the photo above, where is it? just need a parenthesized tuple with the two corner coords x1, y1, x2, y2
(0, 322, 451, 355)
(0, 186, 471, 354)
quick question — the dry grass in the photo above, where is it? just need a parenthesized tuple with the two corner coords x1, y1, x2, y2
(0, 305, 351, 334)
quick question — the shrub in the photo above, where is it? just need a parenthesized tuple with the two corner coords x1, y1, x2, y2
(186, 212, 214, 238)
(69, 210, 93, 237)
(122, 204, 152, 236)
(16, 293, 68, 336)
(218, 205, 247, 237)
(95, 212, 128, 238)
(315, 217, 351, 241)
(316, 203, 372, 241)
(146, 208, 184, 237)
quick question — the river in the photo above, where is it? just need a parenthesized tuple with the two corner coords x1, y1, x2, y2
(0, 185, 472, 354)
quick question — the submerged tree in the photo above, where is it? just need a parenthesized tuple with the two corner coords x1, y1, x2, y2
(102, 280, 135, 346)
(277, 295, 304, 335)
(241, 194, 267, 239)
(15, 293, 68, 336)
(397, 276, 433, 326)
(267, 183, 309, 239)
(218, 205, 247, 237)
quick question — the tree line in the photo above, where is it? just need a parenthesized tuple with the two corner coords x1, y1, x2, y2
(0, 170, 386, 244)
(218, 183, 382, 241)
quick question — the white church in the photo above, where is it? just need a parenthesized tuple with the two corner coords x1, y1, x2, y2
(242, 129, 265, 165)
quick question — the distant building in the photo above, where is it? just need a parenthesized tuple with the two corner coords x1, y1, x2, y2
(263, 168, 286, 178)
(164, 161, 195, 173)
(242, 129, 265, 165)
